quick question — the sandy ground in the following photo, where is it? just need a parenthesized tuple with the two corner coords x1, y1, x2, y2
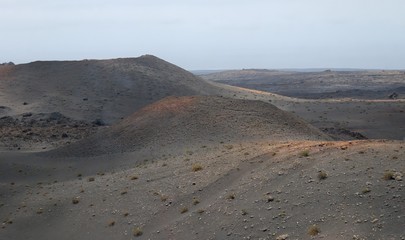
(0, 140, 403, 240)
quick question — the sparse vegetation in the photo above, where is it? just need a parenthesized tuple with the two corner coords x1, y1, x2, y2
(224, 145, 234, 150)
(226, 193, 235, 200)
(300, 150, 310, 157)
(192, 163, 203, 172)
(308, 225, 320, 236)
(383, 171, 395, 180)
(362, 188, 371, 194)
(4, 219, 13, 225)
(133, 227, 143, 237)
(192, 197, 200, 205)
(36, 208, 43, 214)
(180, 207, 188, 214)
(160, 195, 168, 202)
(3, 60, 405, 239)
(72, 197, 80, 204)
(318, 171, 328, 180)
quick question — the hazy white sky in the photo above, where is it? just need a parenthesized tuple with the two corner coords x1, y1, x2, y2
(1, 0, 405, 69)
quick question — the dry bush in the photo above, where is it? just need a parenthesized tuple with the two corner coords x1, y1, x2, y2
(226, 193, 235, 200)
(383, 171, 394, 180)
(133, 227, 143, 237)
(300, 150, 310, 157)
(308, 225, 320, 236)
(192, 198, 200, 205)
(160, 195, 168, 202)
(317, 171, 328, 180)
(72, 197, 80, 204)
(192, 163, 203, 172)
(180, 207, 188, 214)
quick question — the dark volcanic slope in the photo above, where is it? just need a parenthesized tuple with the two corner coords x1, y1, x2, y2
(0, 55, 220, 123)
(48, 96, 330, 157)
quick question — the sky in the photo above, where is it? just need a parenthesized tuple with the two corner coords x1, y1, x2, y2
(1, 0, 405, 70)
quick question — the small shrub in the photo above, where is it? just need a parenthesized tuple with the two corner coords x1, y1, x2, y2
(197, 209, 205, 214)
(88, 177, 95, 182)
(36, 208, 43, 214)
(300, 150, 310, 157)
(308, 225, 320, 236)
(383, 171, 395, 180)
(121, 191, 128, 195)
(108, 221, 115, 226)
(318, 171, 328, 180)
(192, 164, 203, 172)
(130, 176, 138, 180)
(241, 209, 248, 215)
(133, 227, 143, 237)
(192, 198, 200, 205)
(226, 193, 235, 200)
(180, 207, 188, 214)
(362, 188, 371, 194)
(224, 145, 233, 150)
(160, 195, 168, 202)
(72, 197, 80, 204)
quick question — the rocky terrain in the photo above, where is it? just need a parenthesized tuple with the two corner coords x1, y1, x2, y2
(200, 69, 405, 100)
(0, 56, 404, 240)
(0, 112, 102, 151)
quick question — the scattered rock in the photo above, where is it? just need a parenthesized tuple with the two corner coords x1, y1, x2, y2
(388, 92, 398, 99)
(276, 234, 289, 240)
